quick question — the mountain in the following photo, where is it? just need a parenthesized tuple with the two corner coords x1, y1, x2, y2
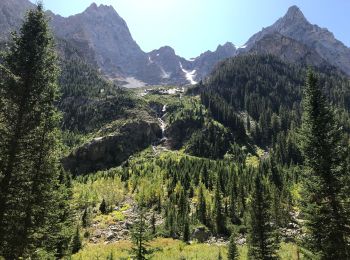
(0, 0, 35, 41)
(0, 0, 237, 86)
(246, 32, 328, 68)
(191, 42, 237, 81)
(240, 5, 350, 76)
(1, 1, 349, 86)
(50, 3, 161, 85)
(147, 46, 190, 85)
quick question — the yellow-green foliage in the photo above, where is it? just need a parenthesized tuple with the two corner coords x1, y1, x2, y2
(73, 176, 124, 209)
(134, 176, 164, 205)
(256, 147, 265, 157)
(72, 239, 230, 260)
(93, 211, 125, 226)
(245, 147, 265, 168)
(278, 242, 302, 259)
(290, 183, 302, 202)
(245, 154, 260, 168)
(151, 239, 229, 260)
(127, 154, 165, 205)
(120, 203, 131, 212)
(72, 238, 301, 259)
(72, 240, 131, 259)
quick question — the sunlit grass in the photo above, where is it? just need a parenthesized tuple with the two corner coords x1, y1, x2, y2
(72, 238, 301, 260)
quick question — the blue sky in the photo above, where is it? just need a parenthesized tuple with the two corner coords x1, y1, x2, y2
(30, 0, 350, 59)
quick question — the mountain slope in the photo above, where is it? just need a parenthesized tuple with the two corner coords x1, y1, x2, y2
(192, 42, 237, 81)
(240, 6, 350, 76)
(0, 0, 35, 41)
(50, 4, 160, 83)
(247, 32, 328, 68)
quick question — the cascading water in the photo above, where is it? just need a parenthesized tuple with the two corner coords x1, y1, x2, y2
(152, 104, 168, 151)
(158, 104, 167, 142)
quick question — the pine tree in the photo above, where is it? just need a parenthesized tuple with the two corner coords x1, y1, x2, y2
(0, 4, 65, 258)
(197, 183, 207, 226)
(99, 198, 107, 214)
(106, 251, 115, 260)
(165, 196, 177, 237)
(82, 208, 89, 228)
(151, 212, 156, 235)
(247, 114, 251, 132)
(54, 168, 74, 258)
(177, 186, 188, 227)
(228, 231, 239, 260)
(201, 165, 209, 188)
(214, 178, 225, 235)
(218, 250, 223, 260)
(130, 210, 152, 260)
(299, 70, 349, 259)
(247, 173, 278, 260)
(229, 175, 239, 224)
(71, 226, 82, 254)
(183, 215, 190, 243)
(166, 207, 176, 237)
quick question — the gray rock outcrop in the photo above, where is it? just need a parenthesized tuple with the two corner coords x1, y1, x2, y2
(63, 120, 161, 175)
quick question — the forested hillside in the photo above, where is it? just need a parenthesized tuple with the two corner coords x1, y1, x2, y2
(0, 4, 349, 260)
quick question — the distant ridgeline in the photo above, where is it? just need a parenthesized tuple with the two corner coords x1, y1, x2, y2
(1, 1, 350, 86)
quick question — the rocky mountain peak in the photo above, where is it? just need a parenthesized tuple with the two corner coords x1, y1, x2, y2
(283, 5, 306, 22)
(86, 3, 98, 10)
(216, 42, 236, 53)
(272, 5, 309, 32)
(242, 5, 350, 76)
(155, 46, 176, 55)
(84, 3, 118, 17)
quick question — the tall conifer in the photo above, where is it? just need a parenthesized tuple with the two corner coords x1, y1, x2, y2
(0, 3, 66, 258)
(247, 173, 278, 260)
(299, 70, 349, 259)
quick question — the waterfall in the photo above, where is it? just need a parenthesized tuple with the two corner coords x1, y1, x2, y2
(159, 104, 167, 141)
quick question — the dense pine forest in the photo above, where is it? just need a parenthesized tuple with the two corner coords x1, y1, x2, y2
(0, 5, 349, 260)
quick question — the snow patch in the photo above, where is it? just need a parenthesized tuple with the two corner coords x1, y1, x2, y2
(238, 45, 247, 49)
(179, 62, 197, 85)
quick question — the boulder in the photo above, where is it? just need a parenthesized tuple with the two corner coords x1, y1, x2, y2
(106, 231, 117, 241)
(89, 237, 98, 244)
(93, 230, 102, 238)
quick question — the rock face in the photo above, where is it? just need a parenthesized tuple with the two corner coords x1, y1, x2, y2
(63, 120, 162, 175)
(148, 46, 190, 85)
(0, 0, 34, 41)
(248, 32, 328, 68)
(240, 5, 350, 76)
(192, 42, 237, 80)
(50, 4, 159, 82)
